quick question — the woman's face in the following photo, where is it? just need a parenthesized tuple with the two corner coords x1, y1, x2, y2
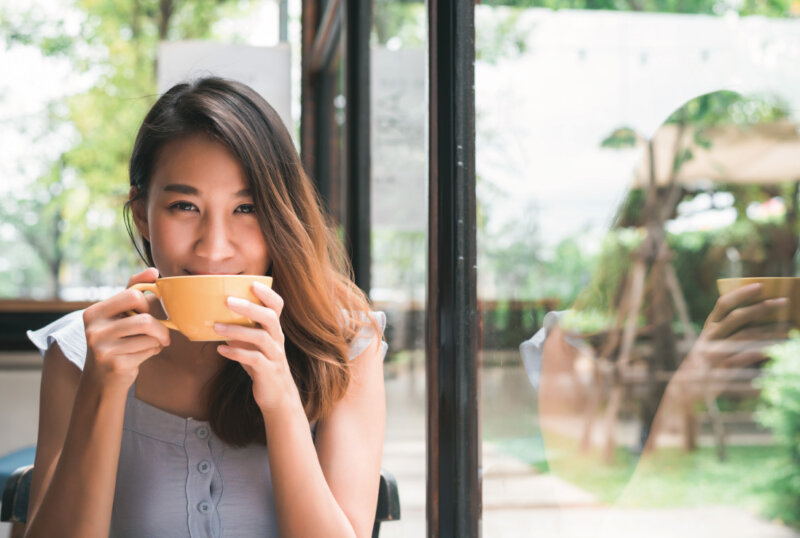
(132, 134, 270, 277)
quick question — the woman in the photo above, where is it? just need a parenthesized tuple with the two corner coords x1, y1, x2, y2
(24, 77, 386, 537)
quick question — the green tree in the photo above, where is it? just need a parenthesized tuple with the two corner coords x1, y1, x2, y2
(756, 336, 800, 527)
(373, 1, 425, 46)
(1, 0, 253, 298)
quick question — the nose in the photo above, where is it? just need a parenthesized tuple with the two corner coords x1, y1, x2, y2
(194, 213, 235, 262)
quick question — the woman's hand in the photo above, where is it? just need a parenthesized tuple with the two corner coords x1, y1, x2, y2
(81, 267, 171, 392)
(214, 281, 301, 416)
(672, 282, 789, 404)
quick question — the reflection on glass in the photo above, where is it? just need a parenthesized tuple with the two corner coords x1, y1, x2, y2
(478, 4, 800, 536)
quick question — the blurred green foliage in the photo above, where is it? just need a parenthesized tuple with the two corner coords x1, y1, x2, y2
(0, 0, 253, 298)
(561, 216, 800, 335)
(755, 336, 800, 527)
(373, 1, 425, 46)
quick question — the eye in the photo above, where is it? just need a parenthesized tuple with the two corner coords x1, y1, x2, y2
(235, 204, 256, 214)
(169, 201, 198, 212)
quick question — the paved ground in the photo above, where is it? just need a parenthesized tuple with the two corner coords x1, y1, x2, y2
(378, 359, 800, 537)
(378, 435, 800, 537)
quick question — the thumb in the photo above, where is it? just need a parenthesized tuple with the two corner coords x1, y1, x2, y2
(127, 267, 159, 288)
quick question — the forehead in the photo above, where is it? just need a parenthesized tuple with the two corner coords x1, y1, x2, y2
(151, 134, 248, 191)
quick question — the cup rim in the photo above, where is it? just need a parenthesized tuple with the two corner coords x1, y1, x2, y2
(154, 274, 273, 282)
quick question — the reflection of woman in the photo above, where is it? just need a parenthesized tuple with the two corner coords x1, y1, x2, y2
(523, 248, 789, 478)
(523, 93, 794, 466)
(25, 78, 386, 537)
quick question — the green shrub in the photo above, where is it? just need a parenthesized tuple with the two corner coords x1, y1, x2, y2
(755, 335, 800, 527)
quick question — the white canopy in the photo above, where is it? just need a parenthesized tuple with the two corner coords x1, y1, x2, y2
(476, 8, 800, 248)
(633, 121, 800, 187)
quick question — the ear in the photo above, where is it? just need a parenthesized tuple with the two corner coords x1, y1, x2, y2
(129, 187, 150, 241)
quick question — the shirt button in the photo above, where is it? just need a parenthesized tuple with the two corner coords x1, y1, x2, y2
(198, 460, 211, 474)
(196, 426, 209, 439)
(197, 501, 211, 514)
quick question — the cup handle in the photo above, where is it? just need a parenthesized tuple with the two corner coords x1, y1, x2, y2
(127, 283, 179, 331)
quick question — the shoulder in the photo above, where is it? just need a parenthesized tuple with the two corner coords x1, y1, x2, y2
(27, 309, 87, 371)
(346, 310, 388, 361)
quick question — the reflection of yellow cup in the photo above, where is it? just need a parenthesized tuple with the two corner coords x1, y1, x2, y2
(717, 277, 800, 328)
(130, 275, 273, 341)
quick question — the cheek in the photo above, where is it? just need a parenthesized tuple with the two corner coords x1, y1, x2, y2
(240, 221, 270, 266)
(149, 214, 192, 252)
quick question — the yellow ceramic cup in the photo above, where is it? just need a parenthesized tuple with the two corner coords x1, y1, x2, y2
(130, 274, 273, 341)
(716, 276, 800, 327)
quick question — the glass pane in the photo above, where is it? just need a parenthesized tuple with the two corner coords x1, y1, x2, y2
(477, 4, 800, 536)
(0, 2, 292, 535)
(370, 2, 428, 536)
(0, 1, 292, 301)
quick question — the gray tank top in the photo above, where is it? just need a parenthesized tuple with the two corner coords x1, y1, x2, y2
(28, 309, 387, 537)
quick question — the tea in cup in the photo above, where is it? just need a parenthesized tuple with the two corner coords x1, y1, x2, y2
(130, 274, 273, 341)
(716, 276, 800, 327)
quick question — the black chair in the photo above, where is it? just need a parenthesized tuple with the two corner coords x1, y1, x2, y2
(372, 468, 401, 538)
(1, 465, 400, 537)
(0, 465, 32, 525)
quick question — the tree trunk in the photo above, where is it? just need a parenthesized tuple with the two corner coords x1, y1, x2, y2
(159, 0, 174, 40)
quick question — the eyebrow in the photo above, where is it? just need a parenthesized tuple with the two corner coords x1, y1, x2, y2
(163, 184, 252, 197)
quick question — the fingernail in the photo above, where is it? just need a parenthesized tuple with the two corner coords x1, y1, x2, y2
(218, 344, 230, 353)
(227, 296, 249, 308)
(214, 323, 227, 332)
(253, 281, 269, 292)
(768, 297, 788, 305)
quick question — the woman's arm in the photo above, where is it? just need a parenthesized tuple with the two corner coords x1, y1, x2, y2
(216, 283, 385, 537)
(26, 343, 80, 528)
(25, 348, 129, 537)
(268, 337, 385, 537)
(25, 269, 170, 538)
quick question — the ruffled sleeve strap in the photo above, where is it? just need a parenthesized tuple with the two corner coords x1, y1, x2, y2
(26, 309, 88, 371)
(347, 311, 389, 361)
(519, 310, 571, 390)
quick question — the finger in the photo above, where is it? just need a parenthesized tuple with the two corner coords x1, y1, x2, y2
(725, 323, 790, 343)
(225, 297, 283, 342)
(699, 335, 783, 368)
(84, 288, 152, 326)
(126, 267, 159, 288)
(214, 322, 283, 358)
(251, 281, 284, 316)
(217, 343, 267, 368)
(712, 297, 788, 338)
(708, 283, 763, 324)
(107, 313, 171, 346)
(107, 335, 166, 356)
(697, 336, 766, 357)
(113, 346, 165, 366)
(718, 349, 770, 370)
(695, 322, 788, 364)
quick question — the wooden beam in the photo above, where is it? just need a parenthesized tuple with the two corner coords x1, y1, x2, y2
(308, 0, 343, 75)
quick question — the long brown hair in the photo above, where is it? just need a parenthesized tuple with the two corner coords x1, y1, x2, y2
(124, 77, 375, 446)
